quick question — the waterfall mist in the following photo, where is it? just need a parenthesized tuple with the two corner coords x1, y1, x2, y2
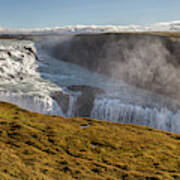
(49, 33, 180, 101)
(1, 33, 180, 133)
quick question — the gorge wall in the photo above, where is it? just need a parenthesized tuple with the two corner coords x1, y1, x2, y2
(1, 33, 180, 133)
(50, 33, 180, 100)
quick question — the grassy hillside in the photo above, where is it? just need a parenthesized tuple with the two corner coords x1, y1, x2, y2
(0, 102, 179, 179)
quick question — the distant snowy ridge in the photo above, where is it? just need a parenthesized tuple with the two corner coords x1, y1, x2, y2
(0, 20, 180, 35)
(0, 25, 142, 34)
(147, 21, 180, 31)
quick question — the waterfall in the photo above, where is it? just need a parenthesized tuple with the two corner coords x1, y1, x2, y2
(1, 38, 180, 134)
(66, 95, 77, 117)
(0, 91, 79, 118)
(91, 98, 180, 133)
(0, 92, 64, 116)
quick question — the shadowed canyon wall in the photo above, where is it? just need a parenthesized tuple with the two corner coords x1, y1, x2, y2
(50, 33, 180, 101)
(2, 35, 180, 133)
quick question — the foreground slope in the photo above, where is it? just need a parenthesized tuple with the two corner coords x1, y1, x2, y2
(0, 102, 180, 179)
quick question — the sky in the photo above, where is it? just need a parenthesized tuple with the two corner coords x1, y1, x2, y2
(0, 0, 180, 29)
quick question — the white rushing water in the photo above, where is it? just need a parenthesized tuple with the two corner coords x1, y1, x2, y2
(0, 39, 64, 115)
(1, 39, 180, 133)
(0, 39, 108, 116)
(91, 98, 180, 133)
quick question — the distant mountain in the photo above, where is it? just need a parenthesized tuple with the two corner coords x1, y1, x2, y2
(0, 20, 180, 35)
(148, 20, 180, 31)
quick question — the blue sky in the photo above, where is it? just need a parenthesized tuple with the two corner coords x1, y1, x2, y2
(0, 0, 180, 28)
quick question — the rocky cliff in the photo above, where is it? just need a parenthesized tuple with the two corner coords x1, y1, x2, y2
(51, 33, 180, 100)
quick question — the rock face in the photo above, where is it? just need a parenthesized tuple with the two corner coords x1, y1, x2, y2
(67, 85, 105, 94)
(51, 91, 70, 114)
(67, 85, 104, 117)
(51, 86, 105, 117)
(51, 33, 180, 100)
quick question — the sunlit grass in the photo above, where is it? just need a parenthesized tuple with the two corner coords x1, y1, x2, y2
(0, 101, 179, 179)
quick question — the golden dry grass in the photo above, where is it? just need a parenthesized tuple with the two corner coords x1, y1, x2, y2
(0, 102, 179, 179)
(1, 32, 180, 179)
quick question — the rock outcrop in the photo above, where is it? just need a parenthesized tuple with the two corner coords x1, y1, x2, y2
(51, 91, 70, 114)
(68, 85, 104, 117)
